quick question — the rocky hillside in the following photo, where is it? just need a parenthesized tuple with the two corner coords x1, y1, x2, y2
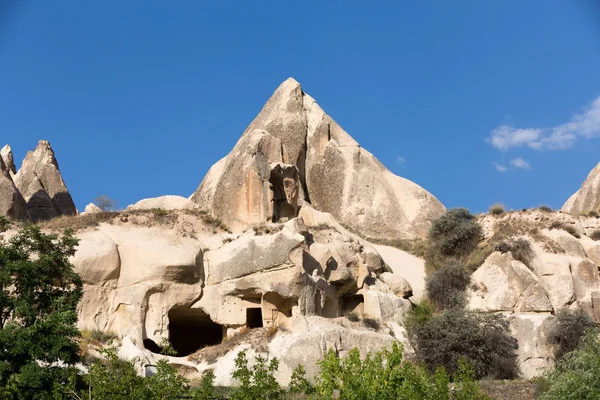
(3, 79, 600, 390)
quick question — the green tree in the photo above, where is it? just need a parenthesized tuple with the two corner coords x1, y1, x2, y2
(84, 347, 147, 399)
(0, 224, 83, 399)
(230, 351, 284, 400)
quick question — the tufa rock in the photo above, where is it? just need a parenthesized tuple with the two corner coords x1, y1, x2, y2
(1, 145, 16, 176)
(13, 140, 76, 221)
(127, 195, 197, 211)
(191, 78, 445, 240)
(0, 155, 28, 219)
(562, 162, 600, 214)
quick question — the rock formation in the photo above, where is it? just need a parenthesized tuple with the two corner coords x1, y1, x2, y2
(1, 145, 16, 176)
(12, 140, 76, 221)
(562, 162, 600, 214)
(191, 78, 445, 240)
(127, 195, 197, 211)
(0, 155, 28, 219)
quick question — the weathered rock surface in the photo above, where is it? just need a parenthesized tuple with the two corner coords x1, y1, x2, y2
(562, 162, 600, 214)
(1, 145, 16, 176)
(127, 195, 197, 211)
(0, 155, 28, 219)
(13, 140, 76, 221)
(191, 78, 445, 240)
(83, 203, 102, 215)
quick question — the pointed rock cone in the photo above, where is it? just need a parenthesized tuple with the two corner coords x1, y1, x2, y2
(14, 140, 77, 221)
(1, 144, 16, 176)
(0, 155, 28, 219)
(562, 162, 600, 214)
(191, 78, 445, 239)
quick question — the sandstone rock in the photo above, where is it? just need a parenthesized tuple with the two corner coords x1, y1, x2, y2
(14, 140, 76, 221)
(374, 245, 426, 299)
(83, 203, 102, 215)
(191, 78, 445, 239)
(468, 251, 552, 312)
(1, 145, 16, 176)
(379, 272, 413, 298)
(127, 195, 197, 211)
(509, 313, 556, 379)
(562, 162, 600, 214)
(0, 155, 28, 219)
(71, 231, 120, 286)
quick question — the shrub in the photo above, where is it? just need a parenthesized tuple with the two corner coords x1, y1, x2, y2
(159, 338, 178, 356)
(152, 207, 169, 217)
(426, 208, 483, 271)
(590, 230, 600, 241)
(549, 221, 580, 238)
(230, 351, 284, 400)
(94, 194, 118, 212)
(429, 208, 483, 258)
(494, 237, 534, 269)
(551, 308, 597, 359)
(538, 205, 553, 213)
(345, 311, 360, 322)
(405, 306, 519, 380)
(425, 264, 471, 310)
(538, 332, 600, 400)
(0, 215, 10, 232)
(588, 210, 599, 218)
(489, 203, 505, 216)
(312, 343, 488, 399)
(362, 318, 380, 330)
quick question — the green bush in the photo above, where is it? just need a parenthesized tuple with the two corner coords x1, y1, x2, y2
(590, 230, 600, 241)
(426, 208, 483, 271)
(230, 351, 284, 400)
(489, 203, 505, 216)
(425, 264, 471, 310)
(538, 333, 600, 400)
(538, 205, 553, 213)
(0, 215, 10, 232)
(551, 308, 597, 359)
(494, 237, 534, 270)
(312, 342, 488, 400)
(405, 306, 519, 380)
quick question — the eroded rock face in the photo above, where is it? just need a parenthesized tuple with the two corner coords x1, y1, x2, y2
(191, 78, 445, 240)
(0, 155, 28, 219)
(562, 162, 600, 214)
(13, 140, 76, 221)
(1, 145, 16, 176)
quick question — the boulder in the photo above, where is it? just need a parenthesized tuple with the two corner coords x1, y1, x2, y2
(83, 203, 102, 215)
(509, 313, 556, 379)
(127, 195, 197, 211)
(13, 140, 76, 221)
(0, 156, 28, 219)
(468, 251, 552, 313)
(191, 78, 445, 239)
(379, 272, 413, 298)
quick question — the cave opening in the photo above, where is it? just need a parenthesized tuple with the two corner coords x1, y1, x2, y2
(269, 165, 299, 222)
(341, 294, 364, 315)
(143, 338, 162, 354)
(168, 308, 223, 357)
(246, 307, 264, 328)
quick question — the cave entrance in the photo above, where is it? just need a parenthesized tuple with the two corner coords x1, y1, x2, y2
(168, 308, 223, 357)
(269, 165, 299, 222)
(341, 294, 364, 315)
(246, 308, 264, 328)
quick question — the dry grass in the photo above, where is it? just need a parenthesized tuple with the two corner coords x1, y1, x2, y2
(549, 221, 580, 238)
(39, 212, 120, 231)
(188, 327, 269, 365)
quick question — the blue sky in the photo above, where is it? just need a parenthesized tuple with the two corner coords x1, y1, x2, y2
(1, 1, 600, 214)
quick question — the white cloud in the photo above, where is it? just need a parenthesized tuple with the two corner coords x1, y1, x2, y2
(493, 162, 507, 172)
(396, 156, 406, 164)
(488, 96, 600, 151)
(510, 157, 531, 169)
